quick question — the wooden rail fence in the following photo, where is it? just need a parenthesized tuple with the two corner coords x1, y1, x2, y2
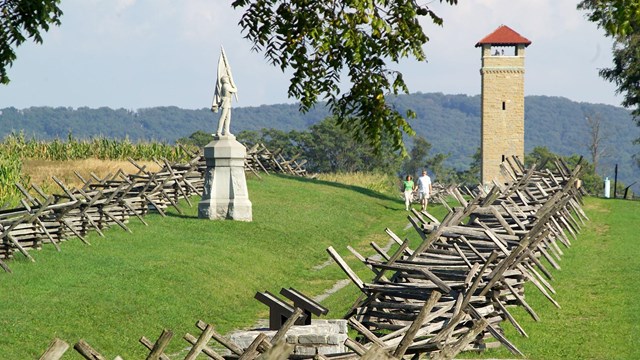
(0, 144, 310, 272)
(7, 153, 586, 359)
(325, 155, 587, 359)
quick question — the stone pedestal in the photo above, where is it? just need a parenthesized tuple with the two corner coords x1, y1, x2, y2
(198, 135, 252, 221)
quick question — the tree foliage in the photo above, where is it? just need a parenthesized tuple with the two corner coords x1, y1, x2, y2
(0, 0, 62, 84)
(401, 136, 432, 177)
(176, 130, 214, 147)
(231, 0, 458, 154)
(239, 117, 403, 173)
(526, 146, 607, 195)
(578, 0, 640, 120)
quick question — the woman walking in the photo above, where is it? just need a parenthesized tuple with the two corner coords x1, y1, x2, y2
(402, 175, 415, 211)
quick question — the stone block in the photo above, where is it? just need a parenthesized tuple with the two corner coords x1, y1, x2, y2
(298, 334, 328, 344)
(323, 319, 348, 334)
(285, 334, 298, 344)
(294, 345, 318, 356)
(327, 334, 348, 345)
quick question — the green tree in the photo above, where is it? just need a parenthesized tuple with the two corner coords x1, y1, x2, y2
(578, 1, 640, 120)
(298, 117, 402, 173)
(232, 0, 458, 154)
(563, 154, 604, 196)
(526, 146, 606, 196)
(424, 152, 451, 183)
(258, 128, 303, 155)
(0, 0, 62, 84)
(236, 130, 261, 146)
(456, 147, 481, 185)
(400, 136, 459, 184)
(176, 130, 214, 147)
(237, 128, 304, 157)
(401, 136, 432, 178)
(525, 146, 558, 169)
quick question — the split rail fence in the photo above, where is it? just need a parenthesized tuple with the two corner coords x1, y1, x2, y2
(325, 156, 587, 359)
(0, 144, 309, 273)
(5, 151, 587, 359)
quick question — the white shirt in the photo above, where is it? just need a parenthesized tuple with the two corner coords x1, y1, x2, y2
(417, 174, 431, 193)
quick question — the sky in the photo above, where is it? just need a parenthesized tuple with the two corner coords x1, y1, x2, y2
(0, 0, 624, 110)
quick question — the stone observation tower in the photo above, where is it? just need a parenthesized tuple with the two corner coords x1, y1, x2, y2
(475, 25, 531, 186)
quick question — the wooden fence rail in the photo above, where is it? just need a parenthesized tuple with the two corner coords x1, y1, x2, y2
(0, 143, 309, 272)
(22, 154, 587, 360)
(324, 155, 587, 359)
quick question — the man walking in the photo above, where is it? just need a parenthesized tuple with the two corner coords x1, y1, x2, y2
(417, 169, 432, 211)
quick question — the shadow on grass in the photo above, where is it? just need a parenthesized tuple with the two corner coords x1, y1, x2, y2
(277, 174, 401, 203)
(165, 211, 198, 220)
(160, 174, 404, 221)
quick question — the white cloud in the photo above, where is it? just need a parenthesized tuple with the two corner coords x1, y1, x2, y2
(0, 1, 623, 109)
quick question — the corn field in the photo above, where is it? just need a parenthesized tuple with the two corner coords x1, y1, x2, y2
(0, 133, 196, 206)
(0, 151, 29, 207)
(0, 132, 193, 162)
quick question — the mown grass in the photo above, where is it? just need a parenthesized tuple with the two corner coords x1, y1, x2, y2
(316, 172, 402, 197)
(1, 173, 637, 360)
(459, 197, 640, 359)
(0, 174, 434, 359)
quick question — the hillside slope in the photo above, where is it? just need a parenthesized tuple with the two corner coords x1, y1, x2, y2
(0, 174, 422, 359)
(1, 94, 638, 188)
(0, 172, 637, 359)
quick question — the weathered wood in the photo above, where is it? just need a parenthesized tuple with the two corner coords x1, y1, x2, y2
(196, 320, 244, 356)
(184, 323, 216, 360)
(348, 317, 387, 348)
(270, 307, 304, 345)
(492, 293, 528, 338)
(327, 246, 364, 290)
(256, 340, 294, 360)
(39, 338, 69, 360)
(344, 338, 367, 356)
(73, 339, 107, 360)
(393, 291, 442, 358)
(183, 333, 225, 360)
(432, 318, 489, 360)
(139, 337, 171, 360)
(360, 344, 397, 360)
(0, 257, 11, 273)
(143, 329, 173, 360)
(238, 333, 269, 360)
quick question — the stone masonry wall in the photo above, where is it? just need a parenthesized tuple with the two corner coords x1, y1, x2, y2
(228, 319, 348, 357)
(480, 46, 526, 185)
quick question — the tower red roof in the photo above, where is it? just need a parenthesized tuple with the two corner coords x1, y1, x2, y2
(475, 25, 531, 47)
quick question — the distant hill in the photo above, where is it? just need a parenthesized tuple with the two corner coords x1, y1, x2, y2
(1, 93, 638, 191)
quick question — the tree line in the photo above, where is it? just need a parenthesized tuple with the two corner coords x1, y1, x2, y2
(1, 93, 637, 193)
(178, 118, 611, 195)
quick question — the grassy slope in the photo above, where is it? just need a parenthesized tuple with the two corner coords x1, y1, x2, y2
(0, 175, 430, 359)
(1, 175, 638, 359)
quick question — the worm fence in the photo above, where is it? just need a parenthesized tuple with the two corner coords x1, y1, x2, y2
(0, 144, 309, 272)
(4, 152, 586, 360)
(325, 156, 587, 358)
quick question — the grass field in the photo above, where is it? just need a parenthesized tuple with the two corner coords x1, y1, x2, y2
(0, 174, 434, 359)
(458, 197, 640, 360)
(0, 174, 638, 359)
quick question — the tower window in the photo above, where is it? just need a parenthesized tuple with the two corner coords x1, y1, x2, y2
(502, 101, 506, 110)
